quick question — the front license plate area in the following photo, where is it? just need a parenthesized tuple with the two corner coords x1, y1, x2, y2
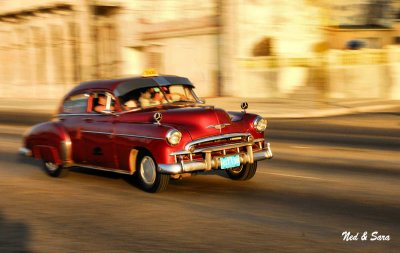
(220, 155, 240, 169)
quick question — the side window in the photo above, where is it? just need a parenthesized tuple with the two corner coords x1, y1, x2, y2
(63, 93, 88, 113)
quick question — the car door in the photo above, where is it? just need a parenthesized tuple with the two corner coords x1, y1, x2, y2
(59, 92, 91, 164)
(80, 91, 117, 169)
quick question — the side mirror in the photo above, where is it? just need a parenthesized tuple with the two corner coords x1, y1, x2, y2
(198, 98, 206, 104)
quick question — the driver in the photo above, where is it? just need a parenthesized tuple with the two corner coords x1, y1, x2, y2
(94, 94, 115, 112)
(139, 90, 154, 107)
(94, 95, 107, 112)
(139, 88, 164, 107)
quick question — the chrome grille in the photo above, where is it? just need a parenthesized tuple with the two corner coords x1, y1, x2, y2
(184, 133, 251, 152)
(171, 133, 265, 164)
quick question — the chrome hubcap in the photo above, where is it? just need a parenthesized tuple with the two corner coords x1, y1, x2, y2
(140, 156, 156, 185)
(45, 162, 58, 172)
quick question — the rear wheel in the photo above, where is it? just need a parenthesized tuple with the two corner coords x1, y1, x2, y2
(136, 152, 169, 193)
(43, 161, 69, 177)
(225, 162, 257, 181)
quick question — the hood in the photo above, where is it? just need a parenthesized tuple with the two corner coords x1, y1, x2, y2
(119, 106, 241, 140)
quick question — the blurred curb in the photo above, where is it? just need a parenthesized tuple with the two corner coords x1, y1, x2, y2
(0, 97, 399, 125)
(0, 111, 53, 125)
(264, 104, 400, 119)
(206, 97, 400, 119)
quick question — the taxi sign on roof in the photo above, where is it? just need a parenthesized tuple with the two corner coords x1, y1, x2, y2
(142, 69, 159, 77)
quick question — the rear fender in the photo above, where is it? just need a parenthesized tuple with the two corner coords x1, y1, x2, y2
(33, 145, 62, 165)
(25, 121, 72, 166)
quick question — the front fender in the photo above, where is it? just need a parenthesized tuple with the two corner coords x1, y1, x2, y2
(114, 123, 190, 171)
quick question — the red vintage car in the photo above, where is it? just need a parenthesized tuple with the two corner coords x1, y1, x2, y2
(19, 71, 273, 192)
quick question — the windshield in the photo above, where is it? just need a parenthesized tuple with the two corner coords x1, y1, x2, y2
(119, 84, 197, 110)
(163, 85, 196, 103)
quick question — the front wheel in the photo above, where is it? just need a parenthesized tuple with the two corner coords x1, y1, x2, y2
(43, 161, 69, 177)
(136, 152, 169, 193)
(225, 162, 257, 181)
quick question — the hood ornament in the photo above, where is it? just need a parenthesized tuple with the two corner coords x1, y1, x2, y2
(154, 112, 162, 125)
(207, 123, 230, 130)
(241, 102, 248, 113)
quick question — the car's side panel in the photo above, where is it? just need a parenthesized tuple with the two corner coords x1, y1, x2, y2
(80, 115, 116, 169)
(58, 115, 89, 164)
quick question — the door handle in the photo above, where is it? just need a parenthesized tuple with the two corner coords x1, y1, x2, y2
(84, 118, 93, 123)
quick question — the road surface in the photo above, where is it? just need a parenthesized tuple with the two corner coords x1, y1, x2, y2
(0, 112, 399, 252)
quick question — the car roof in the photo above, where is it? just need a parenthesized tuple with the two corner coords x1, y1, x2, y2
(67, 75, 194, 97)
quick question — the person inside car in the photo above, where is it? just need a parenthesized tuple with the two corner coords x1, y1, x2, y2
(94, 94, 114, 113)
(94, 95, 107, 112)
(152, 87, 167, 104)
(123, 99, 139, 110)
(139, 89, 161, 107)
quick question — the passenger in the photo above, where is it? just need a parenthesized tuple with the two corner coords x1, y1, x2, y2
(152, 88, 167, 104)
(124, 99, 138, 110)
(94, 95, 114, 112)
(94, 95, 107, 112)
(139, 89, 160, 107)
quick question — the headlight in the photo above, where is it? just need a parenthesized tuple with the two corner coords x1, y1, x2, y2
(166, 129, 182, 145)
(253, 116, 268, 132)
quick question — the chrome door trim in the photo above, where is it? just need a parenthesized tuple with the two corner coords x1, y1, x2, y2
(74, 163, 132, 175)
(81, 130, 164, 140)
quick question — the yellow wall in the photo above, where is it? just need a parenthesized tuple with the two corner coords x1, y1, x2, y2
(325, 27, 396, 49)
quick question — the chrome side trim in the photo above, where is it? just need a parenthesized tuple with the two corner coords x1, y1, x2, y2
(60, 139, 73, 166)
(19, 147, 32, 157)
(74, 163, 131, 175)
(81, 130, 111, 135)
(184, 133, 251, 151)
(116, 133, 164, 140)
(81, 130, 164, 140)
(58, 113, 103, 117)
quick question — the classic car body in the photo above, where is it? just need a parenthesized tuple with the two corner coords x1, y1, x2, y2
(20, 71, 273, 192)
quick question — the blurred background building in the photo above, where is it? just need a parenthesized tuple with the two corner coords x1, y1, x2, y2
(0, 0, 400, 99)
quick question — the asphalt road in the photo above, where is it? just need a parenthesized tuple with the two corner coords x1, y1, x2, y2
(0, 113, 399, 253)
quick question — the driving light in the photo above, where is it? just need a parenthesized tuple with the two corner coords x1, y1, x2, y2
(253, 116, 268, 132)
(166, 129, 182, 145)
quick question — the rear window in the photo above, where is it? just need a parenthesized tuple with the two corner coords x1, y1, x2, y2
(63, 93, 88, 113)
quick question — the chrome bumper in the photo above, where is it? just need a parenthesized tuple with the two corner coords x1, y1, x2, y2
(19, 147, 32, 156)
(158, 142, 273, 174)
